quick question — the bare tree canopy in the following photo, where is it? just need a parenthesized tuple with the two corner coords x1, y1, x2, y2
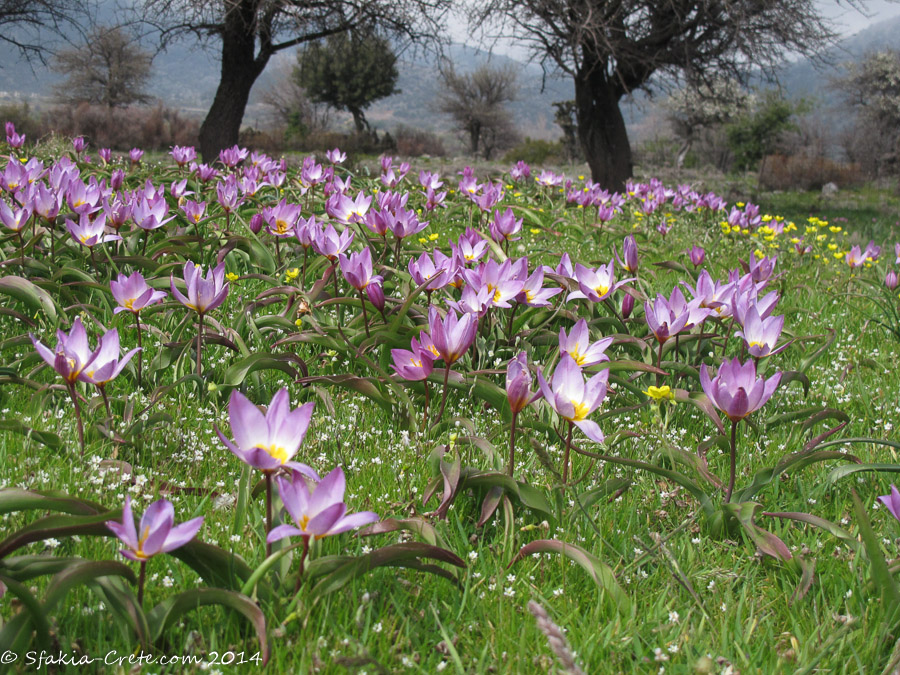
(435, 62, 518, 159)
(53, 25, 154, 108)
(0, 0, 90, 60)
(138, 0, 450, 160)
(470, 0, 857, 189)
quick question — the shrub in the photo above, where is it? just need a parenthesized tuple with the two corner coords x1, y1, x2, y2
(758, 154, 863, 191)
(393, 125, 446, 157)
(503, 137, 564, 165)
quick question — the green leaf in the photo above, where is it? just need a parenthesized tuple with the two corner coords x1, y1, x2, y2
(146, 588, 269, 664)
(311, 542, 466, 598)
(723, 502, 792, 562)
(360, 518, 442, 548)
(0, 511, 119, 558)
(827, 463, 900, 484)
(169, 541, 269, 602)
(851, 489, 900, 617)
(508, 539, 630, 615)
(761, 512, 859, 551)
(0, 574, 50, 651)
(222, 353, 302, 388)
(90, 576, 151, 648)
(0, 419, 62, 450)
(0, 555, 83, 582)
(42, 560, 136, 614)
(0, 275, 59, 325)
(0, 487, 106, 517)
(798, 328, 836, 374)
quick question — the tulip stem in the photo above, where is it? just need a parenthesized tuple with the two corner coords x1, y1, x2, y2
(137, 560, 146, 607)
(196, 312, 204, 377)
(265, 471, 273, 558)
(656, 340, 665, 387)
(724, 419, 739, 503)
(358, 290, 370, 338)
(17, 231, 24, 269)
(99, 385, 111, 418)
(562, 421, 573, 485)
(294, 536, 310, 593)
(275, 236, 282, 269)
(133, 312, 143, 389)
(421, 380, 430, 433)
(68, 383, 85, 456)
(508, 411, 518, 477)
(436, 365, 452, 425)
(506, 303, 519, 343)
(301, 247, 309, 290)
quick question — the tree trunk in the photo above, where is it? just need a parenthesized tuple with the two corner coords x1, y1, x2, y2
(574, 67, 633, 192)
(468, 120, 480, 157)
(198, 4, 269, 162)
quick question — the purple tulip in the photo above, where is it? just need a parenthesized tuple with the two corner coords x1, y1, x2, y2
(107, 495, 203, 563)
(111, 272, 166, 314)
(688, 246, 706, 267)
(216, 388, 317, 474)
(171, 145, 197, 167)
(263, 198, 302, 238)
(409, 251, 455, 291)
(622, 292, 635, 319)
(325, 148, 346, 164)
(645, 293, 690, 345)
(517, 267, 562, 307)
(129, 148, 144, 164)
(78, 328, 140, 387)
(0, 197, 31, 233)
(735, 305, 787, 358)
(559, 319, 614, 367)
(878, 485, 900, 523)
(429, 307, 477, 366)
(339, 247, 381, 292)
(72, 136, 86, 155)
(181, 200, 207, 225)
(537, 354, 608, 445)
(489, 207, 523, 244)
(313, 223, 354, 261)
(568, 261, 632, 303)
(325, 191, 371, 225)
(170, 261, 229, 315)
(391, 338, 435, 381)
(506, 352, 534, 416)
(748, 254, 777, 283)
(267, 467, 379, 545)
(98, 148, 112, 164)
(615, 235, 639, 274)
(886, 270, 899, 291)
(30, 316, 96, 385)
(700, 358, 781, 423)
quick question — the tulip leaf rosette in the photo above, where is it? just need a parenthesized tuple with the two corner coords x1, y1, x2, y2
(106, 495, 204, 605)
(216, 388, 317, 555)
(700, 358, 782, 503)
(537, 354, 608, 484)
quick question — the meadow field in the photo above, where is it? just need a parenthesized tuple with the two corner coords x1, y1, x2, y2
(1, 132, 900, 674)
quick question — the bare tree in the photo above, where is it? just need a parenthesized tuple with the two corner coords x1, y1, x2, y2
(260, 62, 332, 141)
(435, 62, 518, 159)
(0, 0, 88, 61)
(470, 0, 857, 190)
(137, 0, 449, 161)
(836, 50, 900, 176)
(52, 25, 154, 108)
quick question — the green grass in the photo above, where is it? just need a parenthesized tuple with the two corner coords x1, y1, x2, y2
(1, 156, 900, 673)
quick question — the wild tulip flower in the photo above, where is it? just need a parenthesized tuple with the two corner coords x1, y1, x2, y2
(615, 235, 639, 274)
(129, 148, 144, 164)
(216, 388, 317, 555)
(622, 292, 635, 319)
(170, 261, 229, 376)
(517, 267, 562, 308)
(79, 328, 140, 415)
(391, 338, 435, 429)
(106, 495, 203, 604)
(537, 354, 608, 483)
(429, 307, 478, 423)
(30, 317, 97, 454)
(409, 250, 455, 293)
(313, 223, 354, 261)
(559, 319, 614, 367)
(845, 245, 866, 268)
(66, 212, 121, 252)
(734, 305, 787, 358)
(700, 358, 782, 502)
(748, 254, 777, 283)
(325, 148, 346, 164)
(895, 243, 900, 265)
(171, 145, 196, 167)
(111, 271, 166, 386)
(568, 261, 632, 303)
(339, 247, 383, 336)
(645, 293, 689, 365)
(886, 270, 899, 291)
(98, 148, 111, 164)
(688, 246, 706, 267)
(878, 485, 900, 523)
(268, 467, 378, 580)
(72, 136, 86, 155)
(489, 207, 523, 246)
(325, 191, 371, 225)
(505, 352, 536, 476)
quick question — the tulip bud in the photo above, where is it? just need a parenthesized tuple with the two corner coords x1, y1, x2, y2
(622, 292, 635, 319)
(886, 270, 899, 291)
(110, 169, 124, 191)
(249, 213, 264, 234)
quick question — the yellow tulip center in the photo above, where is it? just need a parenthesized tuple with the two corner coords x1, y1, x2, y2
(134, 525, 151, 560)
(569, 346, 586, 367)
(124, 298, 135, 310)
(300, 514, 310, 531)
(265, 443, 288, 464)
(570, 400, 590, 421)
(594, 284, 609, 297)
